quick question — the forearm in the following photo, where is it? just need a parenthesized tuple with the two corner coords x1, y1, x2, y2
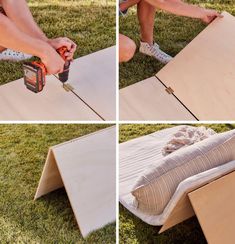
(0, 14, 53, 59)
(145, 0, 204, 19)
(1, 0, 48, 41)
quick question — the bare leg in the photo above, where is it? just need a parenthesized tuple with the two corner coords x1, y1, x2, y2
(0, 12, 64, 73)
(0, 14, 54, 60)
(0, 0, 47, 52)
(119, 0, 156, 44)
(119, 0, 140, 62)
(0, 44, 6, 53)
(0, 5, 6, 52)
(137, 0, 156, 44)
(119, 34, 136, 62)
(1, 0, 48, 41)
(0, 0, 76, 60)
(119, 0, 140, 12)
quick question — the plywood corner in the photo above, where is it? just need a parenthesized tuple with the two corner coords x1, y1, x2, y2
(34, 148, 64, 200)
(188, 171, 235, 244)
(159, 192, 195, 233)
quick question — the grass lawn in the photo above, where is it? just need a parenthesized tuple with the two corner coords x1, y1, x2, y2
(0, 124, 115, 243)
(119, 123, 235, 244)
(119, 0, 235, 88)
(0, 0, 115, 85)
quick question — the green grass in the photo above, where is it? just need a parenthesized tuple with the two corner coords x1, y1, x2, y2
(119, 0, 235, 88)
(119, 123, 235, 244)
(0, 0, 115, 85)
(0, 124, 116, 243)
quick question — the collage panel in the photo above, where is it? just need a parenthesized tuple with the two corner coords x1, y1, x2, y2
(0, 0, 116, 121)
(119, 0, 235, 121)
(119, 123, 235, 243)
(0, 124, 116, 242)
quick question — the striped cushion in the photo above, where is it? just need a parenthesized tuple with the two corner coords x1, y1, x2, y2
(132, 129, 235, 215)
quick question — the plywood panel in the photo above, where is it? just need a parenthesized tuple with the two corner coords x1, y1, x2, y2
(35, 126, 116, 237)
(34, 149, 64, 199)
(157, 12, 235, 120)
(67, 47, 116, 120)
(189, 171, 235, 244)
(159, 193, 195, 233)
(0, 76, 100, 121)
(119, 77, 196, 120)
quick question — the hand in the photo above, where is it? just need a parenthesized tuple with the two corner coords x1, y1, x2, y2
(41, 47, 65, 75)
(200, 9, 223, 24)
(47, 37, 77, 60)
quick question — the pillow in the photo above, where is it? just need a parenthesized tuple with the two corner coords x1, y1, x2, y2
(131, 129, 235, 215)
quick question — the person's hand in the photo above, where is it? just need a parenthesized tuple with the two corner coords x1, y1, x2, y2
(47, 37, 77, 60)
(200, 9, 223, 24)
(41, 47, 65, 75)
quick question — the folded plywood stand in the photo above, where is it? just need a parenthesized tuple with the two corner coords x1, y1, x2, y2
(120, 12, 235, 121)
(0, 46, 116, 121)
(35, 126, 116, 237)
(160, 170, 235, 244)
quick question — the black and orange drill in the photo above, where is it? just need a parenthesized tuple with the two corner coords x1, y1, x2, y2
(23, 46, 70, 93)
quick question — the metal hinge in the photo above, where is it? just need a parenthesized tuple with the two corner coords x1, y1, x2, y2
(62, 83, 74, 92)
(165, 86, 174, 94)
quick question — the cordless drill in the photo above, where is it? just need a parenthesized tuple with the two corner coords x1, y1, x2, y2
(23, 47, 70, 93)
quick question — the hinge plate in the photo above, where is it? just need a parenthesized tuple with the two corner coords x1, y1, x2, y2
(165, 87, 174, 94)
(62, 83, 74, 92)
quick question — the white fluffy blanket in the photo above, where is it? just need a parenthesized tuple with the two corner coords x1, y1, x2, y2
(162, 126, 216, 156)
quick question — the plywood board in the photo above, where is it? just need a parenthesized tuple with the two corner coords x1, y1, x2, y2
(160, 165, 235, 233)
(156, 12, 235, 120)
(35, 126, 116, 237)
(188, 171, 235, 244)
(159, 192, 195, 233)
(66, 46, 116, 120)
(34, 149, 64, 199)
(119, 77, 196, 120)
(0, 76, 100, 121)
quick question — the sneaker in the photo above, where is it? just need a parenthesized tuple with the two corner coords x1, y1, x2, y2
(139, 41, 172, 64)
(0, 49, 32, 61)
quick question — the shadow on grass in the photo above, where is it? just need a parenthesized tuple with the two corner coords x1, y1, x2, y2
(2, 184, 115, 243)
(119, 192, 207, 244)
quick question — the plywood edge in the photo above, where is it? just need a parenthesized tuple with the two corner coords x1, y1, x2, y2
(34, 148, 64, 200)
(159, 192, 195, 233)
(51, 126, 115, 150)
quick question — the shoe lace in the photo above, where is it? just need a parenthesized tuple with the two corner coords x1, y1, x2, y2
(5, 49, 22, 57)
(150, 43, 171, 60)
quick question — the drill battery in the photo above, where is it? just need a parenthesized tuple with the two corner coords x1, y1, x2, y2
(23, 61, 46, 93)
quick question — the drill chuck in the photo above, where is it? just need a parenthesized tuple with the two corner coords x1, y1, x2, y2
(58, 60, 70, 83)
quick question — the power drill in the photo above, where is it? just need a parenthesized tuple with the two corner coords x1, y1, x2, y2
(23, 47, 70, 93)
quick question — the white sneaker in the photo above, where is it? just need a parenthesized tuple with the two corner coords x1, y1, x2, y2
(139, 41, 172, 64)
(0, 49, 32, 61)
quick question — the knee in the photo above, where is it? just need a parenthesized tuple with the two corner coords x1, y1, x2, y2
(119, 35, 136, 63)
